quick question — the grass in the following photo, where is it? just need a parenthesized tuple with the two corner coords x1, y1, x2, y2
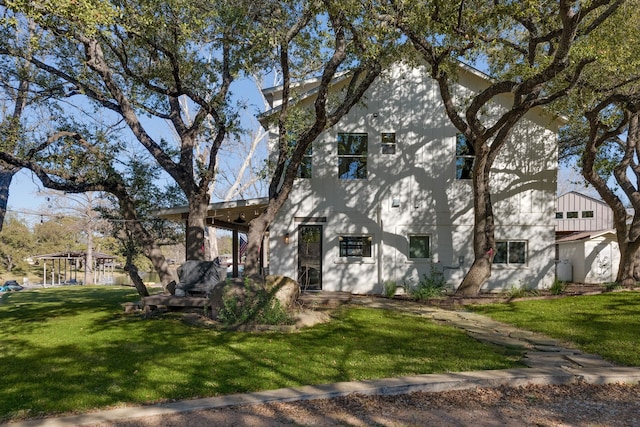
(0, 286, 522, 422)
(469, 291, 640, 367)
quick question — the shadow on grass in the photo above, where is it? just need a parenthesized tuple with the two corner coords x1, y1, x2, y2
(0, 287, 523, 422)
(469, 291, 640, 366)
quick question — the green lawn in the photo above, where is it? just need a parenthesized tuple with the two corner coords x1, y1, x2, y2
(0, 287, 522, 422)
(469, 291, 640, 367)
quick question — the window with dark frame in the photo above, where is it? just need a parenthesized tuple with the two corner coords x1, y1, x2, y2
(338, 133, 368, 180)
(493, 241, 527, 265)
(455, 133, 474, 180)
(556, 212, 563, 219)
(381, 132, 396, 154)
(582, 211, 594, 218)
(339, 236, 372, 257)
(409, 235, 430, 259)
(567, 211, 578, 218)
(297, 145, 312, 179)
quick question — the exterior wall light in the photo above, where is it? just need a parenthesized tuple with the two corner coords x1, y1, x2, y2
(284, 233, 290, 245)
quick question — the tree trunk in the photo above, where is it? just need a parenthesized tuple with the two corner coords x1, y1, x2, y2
(205, 226, 218, 260)
(124, 261, 150, 297)
(583, 112, 640, 288)
(244, 210, 274, 278)
(0, 167, 18, 232)
(185, 198, 208, 261)
(616, 242, 637, 287)
(455, 151, 495, 296)
(114, 185, 174, 288)
(84, 226, 94, 285)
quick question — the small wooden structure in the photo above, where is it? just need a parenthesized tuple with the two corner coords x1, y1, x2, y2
(34, 251, 117, 286)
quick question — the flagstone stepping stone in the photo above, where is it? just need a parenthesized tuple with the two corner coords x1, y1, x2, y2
(468, 332, 532, 349)
(564, 354, 616, 368)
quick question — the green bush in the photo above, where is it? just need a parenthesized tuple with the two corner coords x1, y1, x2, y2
(217, 279, 293, 326)
(383, 280, 398, 297)
(604, 281, 622, 291)
(501, 285, 540, 299)
(408, 264, 447, 300)
(549, 279, 567, 295)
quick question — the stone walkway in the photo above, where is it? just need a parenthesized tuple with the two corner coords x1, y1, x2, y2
(347, 295, 617, 371)
(5, 293, 640, 427)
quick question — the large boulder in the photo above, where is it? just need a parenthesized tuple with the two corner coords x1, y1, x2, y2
(264, 275, 300, 311)
(208, 275, 300, 322)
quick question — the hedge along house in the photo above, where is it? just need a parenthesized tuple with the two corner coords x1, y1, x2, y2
(261, 62, 560, 294)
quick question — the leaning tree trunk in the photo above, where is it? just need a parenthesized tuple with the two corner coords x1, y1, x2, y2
(124, 261, 150, 297)
(244, 203, 282, 278)
(455, 154, 495, 296)
(244, 181, 294, 277)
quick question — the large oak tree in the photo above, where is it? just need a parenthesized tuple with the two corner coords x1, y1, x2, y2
(385, 0, 625, 295)
(1, 0, 266, 261)
(557, 0, 640, 286)
(243, 0, 401, 275)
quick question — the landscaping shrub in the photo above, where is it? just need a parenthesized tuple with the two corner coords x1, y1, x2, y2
(549, 279, 567, 295)
(408, 264, 447, 300)
(217, 278, 293, 326)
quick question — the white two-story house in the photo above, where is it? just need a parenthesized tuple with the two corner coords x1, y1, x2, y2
(263, 63, 560, 294)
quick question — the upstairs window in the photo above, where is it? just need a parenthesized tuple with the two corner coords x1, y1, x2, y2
(338, 133, 368, 180)
(567, 211, 578, 219)
(455, 133, 474, 180)
(339, 236, 372, 257)
(381, 132, 396, 154)
(494, 241, 527, 265)
(556, 212, 563, 219)
(582, 211, 594, 218)
(297, 145, 312, 179)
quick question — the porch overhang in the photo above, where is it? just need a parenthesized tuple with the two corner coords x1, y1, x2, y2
(154, 197, 270, 277)
(154, 197, 269, 233)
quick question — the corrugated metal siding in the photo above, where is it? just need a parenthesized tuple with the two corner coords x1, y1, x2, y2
(556, 192, 613, 232)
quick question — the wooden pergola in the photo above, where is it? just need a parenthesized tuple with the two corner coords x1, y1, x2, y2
(34, 251, 117, 286)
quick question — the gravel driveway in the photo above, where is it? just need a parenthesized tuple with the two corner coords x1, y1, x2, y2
(86, 382, 640, 426)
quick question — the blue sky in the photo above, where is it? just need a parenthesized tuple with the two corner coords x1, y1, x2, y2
(6, 75, 268, 226)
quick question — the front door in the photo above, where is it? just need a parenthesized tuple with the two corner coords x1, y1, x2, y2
(298, 225, 322, 291)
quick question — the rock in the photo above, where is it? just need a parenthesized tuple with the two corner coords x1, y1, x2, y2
(208, 275, 301, 321)
(265, 275, 300, 311)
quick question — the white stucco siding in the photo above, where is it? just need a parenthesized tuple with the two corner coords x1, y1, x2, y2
(484, 225, 557, 292)
(266, 62, 559, 293)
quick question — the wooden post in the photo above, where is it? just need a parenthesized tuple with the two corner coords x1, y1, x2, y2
(232, 229, 239, 278)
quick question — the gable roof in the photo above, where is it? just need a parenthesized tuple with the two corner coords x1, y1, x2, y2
(556, 229, 616, 243)
(557, 191, 608, 206)
(260, 60, 565, 131)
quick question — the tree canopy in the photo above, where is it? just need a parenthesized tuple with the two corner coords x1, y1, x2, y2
(383, 0, 626, 295)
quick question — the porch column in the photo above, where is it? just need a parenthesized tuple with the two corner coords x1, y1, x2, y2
(232, 229, 239, 278)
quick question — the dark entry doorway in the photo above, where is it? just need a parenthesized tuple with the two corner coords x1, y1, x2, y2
(298, 225, 322, 291)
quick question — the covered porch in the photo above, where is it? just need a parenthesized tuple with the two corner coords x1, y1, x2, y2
(154, 197, 270, 277)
